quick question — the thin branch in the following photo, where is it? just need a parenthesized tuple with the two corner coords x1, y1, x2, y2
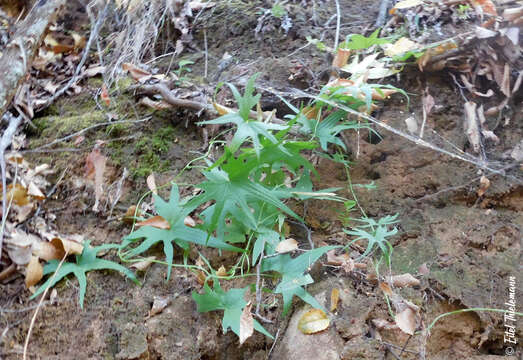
(41, 0, 110, 109)
(333, 0, 341, 51)
(0, 113, 22, 259)
(23, 251, 68, 360)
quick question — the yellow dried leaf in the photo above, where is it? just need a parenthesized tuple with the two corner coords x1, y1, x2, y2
(2, 183, 30, 206)
(25, 256, 43, 288)
(275, 238, 298, 253)
(213, 102, 233, 116)
(27, 182, 45, 200)
(50, 236, 84, 258)
(395, 307, 417, 335)
(391, 273, 420, 288)
(477, 176, 490, 197)
(384, 37, 420, 57)
(216, 265, 227, 277)
(298, 309, 330, 334)
(184, 216, 196, 227)
(379, 282, 393, 296)
(330, 288, 340, 312)
(130, 256, 156, 271)
(239, 302, 254, 345)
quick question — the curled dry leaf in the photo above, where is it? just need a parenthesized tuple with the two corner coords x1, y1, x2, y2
(213, 102, 234, 116)
(239, 302, 254, 345)
(326, 249, 355, 273)
(275, 238, 298, 253)
(298, 309, 330, 334)
(379, 282, 393, 296)
(122, 63, 152, 82)
(477, 176, 491, 197)
(184, 216, 196, 227)
(6, 230, 35, 265)
(136, 215, 171, 230)
(330, 288, 340, 312)
(332, 48, 351, 68)
(123, 205, 142, 224)
(146, 173, 158, 195)
(130, 256, 156, 271)
(25, 256, 43, 288)
(50, 236, 84, 258)
(391, 273, 420, 288)
(395, 307, 417, 335)
(384, 37, 421, 57)
(148, 296, 170, 317)
(216, 265, 227, 277)
(27, 182, 45, 200)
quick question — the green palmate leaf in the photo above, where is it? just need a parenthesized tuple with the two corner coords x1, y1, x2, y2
(187, 168, 301, 238)
(298, 109, 363, 151)
(192, 281, 273, 339)
(31, 241, 139, 308)
(344, 214, 399, 266)
(122, 185, 242, 280)
(198, 74, 288, 156)
(261, 246, 338, 315)
(342, 28, 391, 50)
(252, 228, 281, 264)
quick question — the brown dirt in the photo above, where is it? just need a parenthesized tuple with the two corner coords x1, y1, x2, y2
(1, 1, 521, 359)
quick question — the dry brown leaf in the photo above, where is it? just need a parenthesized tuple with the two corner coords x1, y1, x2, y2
(136, 215, 171, 230)
(239, 302, 254, 345)
(298, 309, 330, 334)
(148, 296, 170, 317)
(213, 102, 234, 116)
(50, 236, 84, 258)
(122, 63, 152, 82)
(146, 173, 158, 195)
(184, 216, 196, 227)
(27, 182, 45, 200)
(326, 249, 355, 273)
(6, 230, 35, 265)
(330, 288, 340, 312)
(395, 307, 417, 335)
(379, 282, 394, 296)
(25, 256, 43, 288)
(384, 37, 420, 57)
(85, 146, 107, 212)
(216, 265, 227, 277)
(332, 48, 351, 68)
(2, 183, 30, 206)
(275, 238, 298, 253)
(33, 240, 62, 261)
(477, 176, 490, 197)
(101, 84, 110, 106)
(130, 256, 156, 271)
(391, 273, 420, 288)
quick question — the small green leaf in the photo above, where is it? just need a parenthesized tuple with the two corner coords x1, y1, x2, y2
(261, 246, 338, 315)
(122, 185, 243, 280)
(192, 281, 273, 339)
(342, 29, 391, 50)
(31, 241, 139, 308)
